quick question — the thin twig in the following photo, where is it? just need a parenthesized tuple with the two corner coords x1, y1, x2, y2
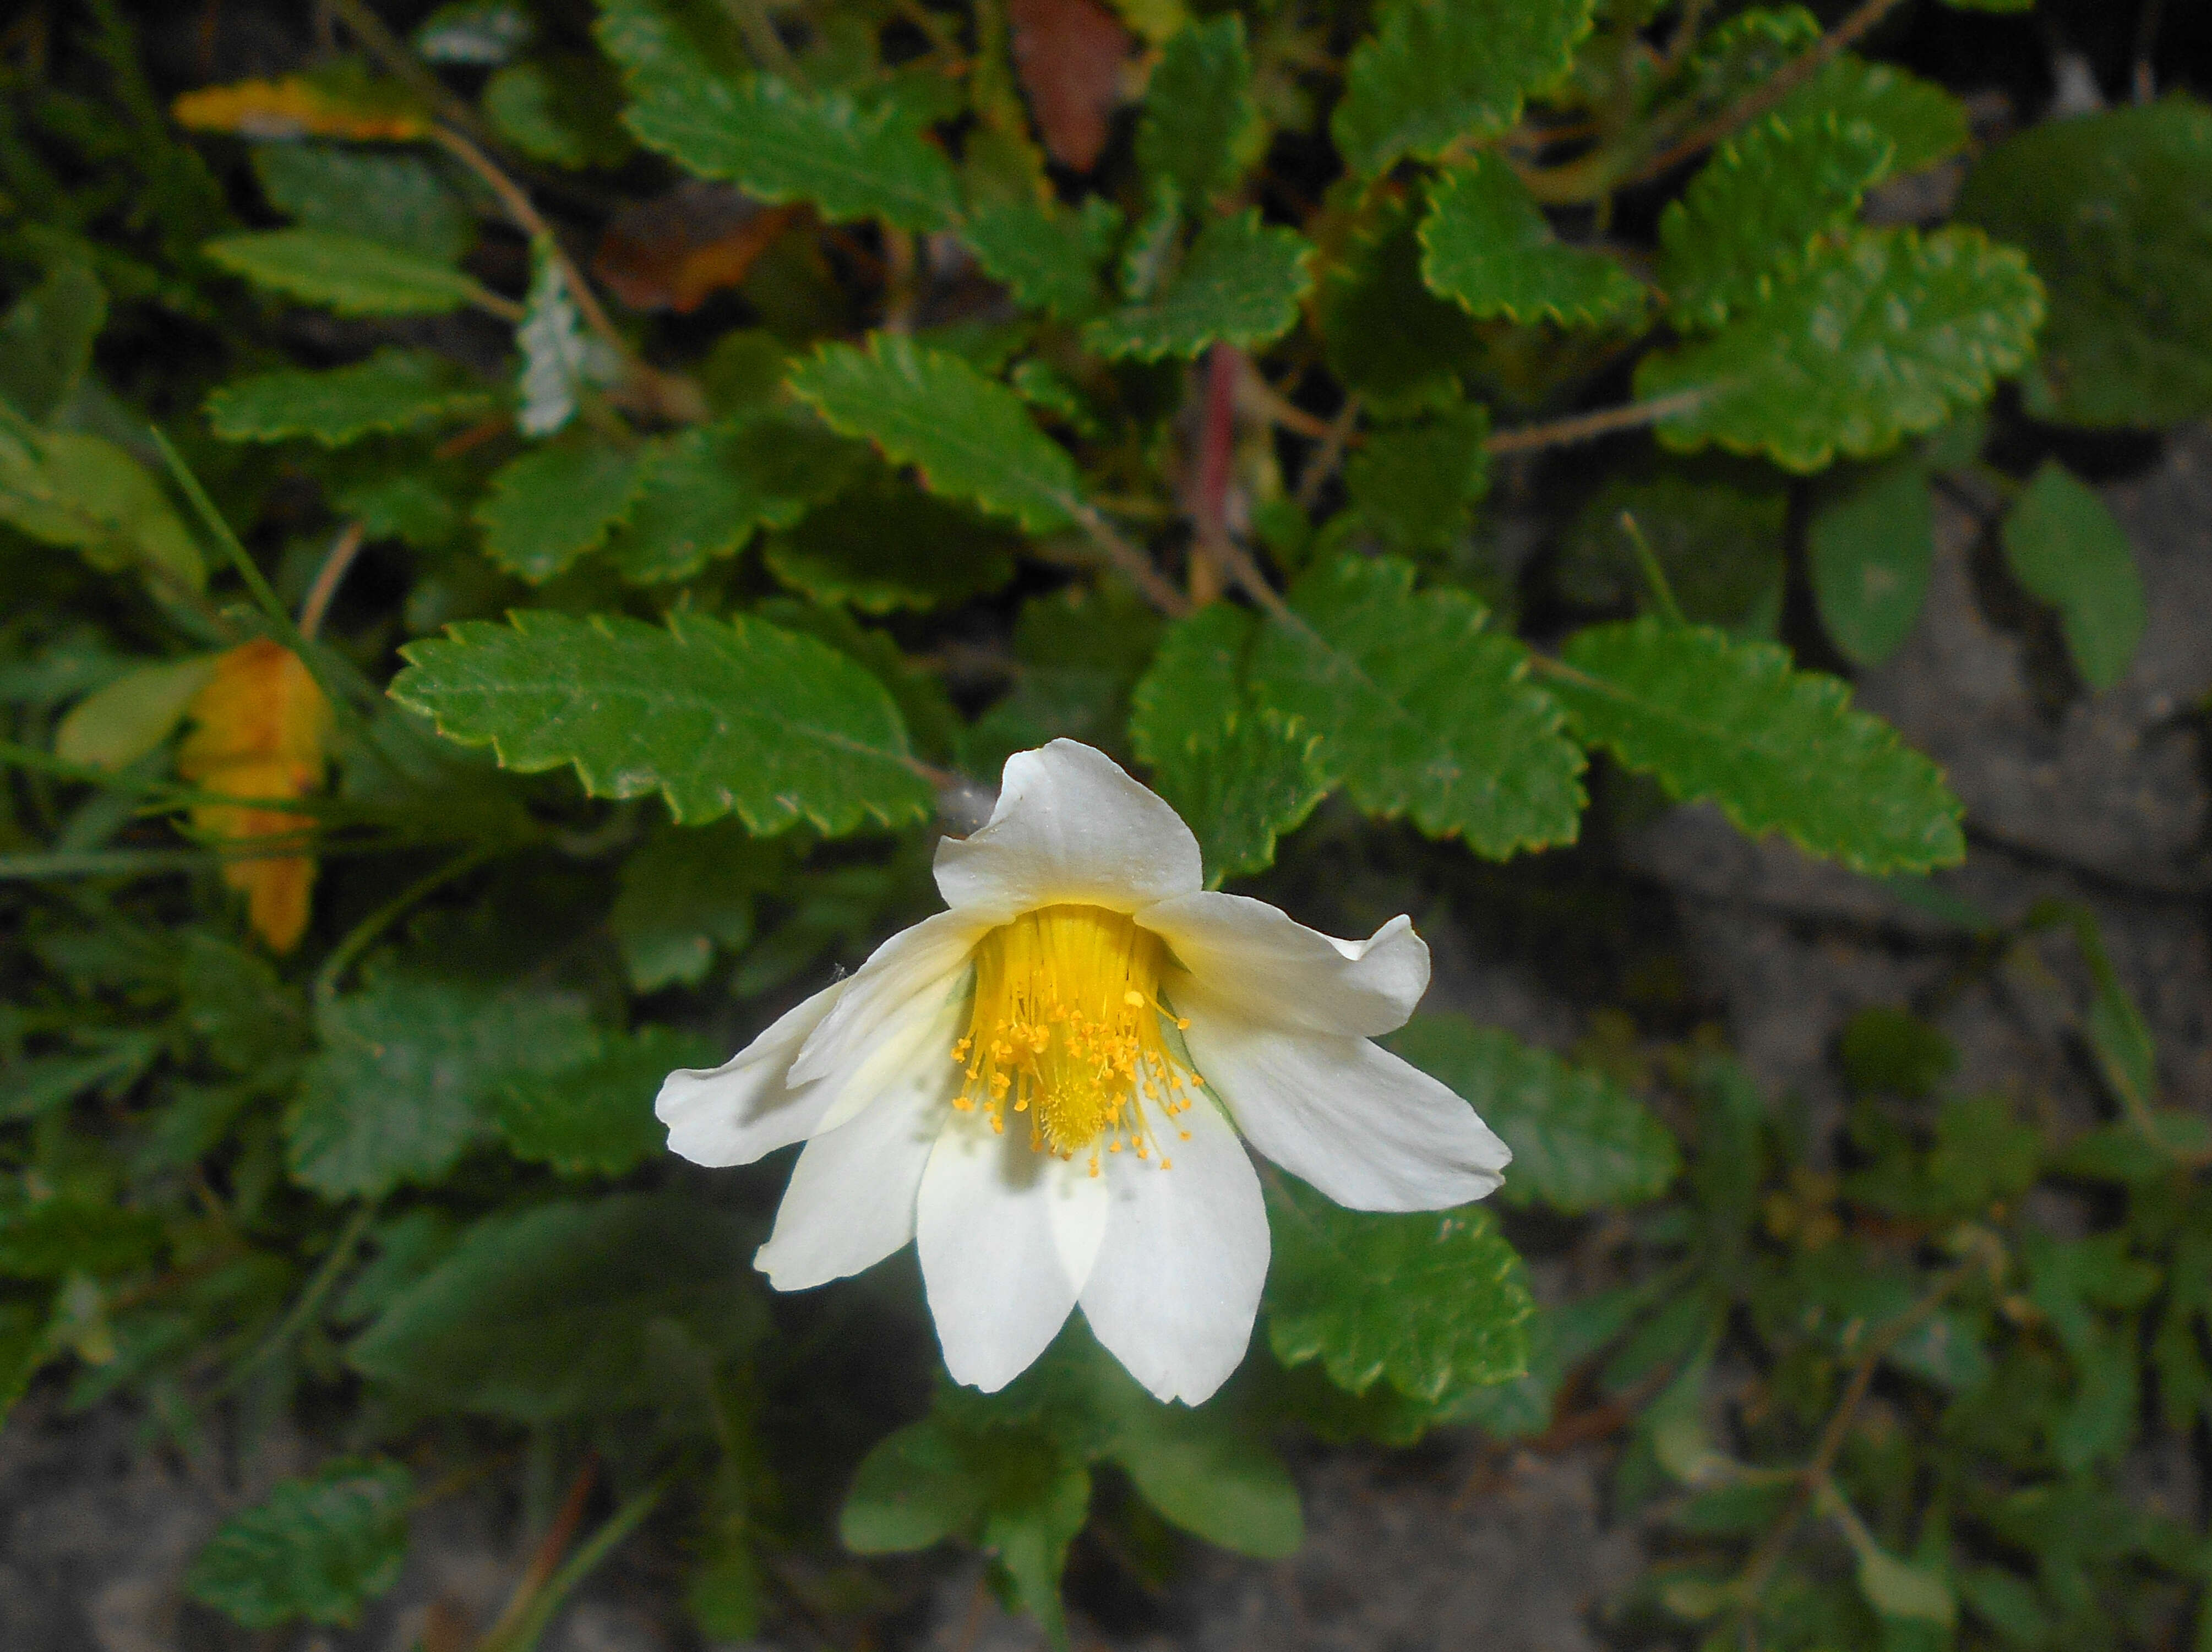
(325, 0, 501, 149)
(1243, 372, 1338, 441)
(1070, 505, 1192, 618)
(1294, 394, 1361, 511)
(475, 1456, 599, 1652)
(1629, 0, 1912, 184)
(432, 127, 625, 358)
(297, 521, 364, 641)
(1189, 345, 1242, 604)
(1484, 389, 1709, 456)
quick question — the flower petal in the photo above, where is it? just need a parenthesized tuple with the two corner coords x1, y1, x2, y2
(916, 1111, 1108, 1392)
(1179, 994, 1510, 1212)
(934, 740, 1202, 919)
(657, 981, 846, 1167)
(1142, 892, 1430, 1037)
(1078, 1094, 1268, 1405)
(789, 908, 987, 1088)
(753, 994, 967, 1290)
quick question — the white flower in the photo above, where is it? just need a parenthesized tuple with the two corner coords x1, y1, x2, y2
(657, 740, 1509, 1404)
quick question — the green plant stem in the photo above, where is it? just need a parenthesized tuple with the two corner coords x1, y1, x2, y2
(1070, 505, 1192, 618)
(314, 841, 508, 1007)
(224, 1201, 377, 1388)
(1485, 389, 1710, 456)
(477, 1466, 673, 1652)
(1619, 510, 1687, 626)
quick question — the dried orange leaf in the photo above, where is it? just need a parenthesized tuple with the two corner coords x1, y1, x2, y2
(1007, 0, 1134, 173)
(173, 70, 431, 142)
(592, 184, 802, 315)
(177, 641, 334, 953)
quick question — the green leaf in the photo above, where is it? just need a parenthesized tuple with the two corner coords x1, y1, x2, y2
(1420, 157, 1645, 327)
(204, 230, 498, 315)
(1108, 1395, 1301, 1560)
(1246, 556, 1586, 857)
(1319, 192, 1484, 415)
(1958, 99, 2212, 428)
(841, 1417, 987, 1552)
(1550, 615, 1966, 873)
(1129, 604, 1327, 882)
(961, 194, 1118, 320)
(965, 584, 1163, 773)
(348, 1193, 766, 1420)
(0, 417, 207, 594)
(0, 260, 106, 421)
(1137, 17, 1262, 206)
(1338, 401, 1491, 555)
(1658, 112, 1893, 331)
(788, 333, 1084, 532)
(1387, 1013, 1680, 1213)
(204, 349, 493, 448)
(765, 470, 1018, 611)
(1333, 0, 1595, 179)
(603, 418, 863, 584)
(610, 30, 958, 230)
(1637, 227, 2044, 472)
(485, 55, 633, 169)
(473, 440, 646, 584)
(1778, 54, 1970, 180)
(55, 653, 220, 770)
(497, 1024, 713, 1177)
(288, 972, 598, 1200)
(1083, 210, 1313, 361)
(1855, 1541, 1959, 1628)
(1808, 457, 1935, 666)
(976, 1438, 1090, 1645)
(0, 1199, 164, 1279)
(1668, 7, 1821, 123)
(760, 597, 963, 764)
(183, 1458, 412, 1629)
(1265, 1174, 1533, 1402)
(250, 143, 474, 264)
(1557, 470, 1785, 633)
(609, 820, 770, 991)
(2000, 460, 2146, 692)
(389, 607, 935, 832)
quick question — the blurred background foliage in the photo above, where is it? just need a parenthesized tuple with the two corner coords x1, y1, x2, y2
(2, 0, 2210, 1646)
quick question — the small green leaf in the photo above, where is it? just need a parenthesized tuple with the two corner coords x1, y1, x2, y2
(1387, 1014, 1680, 1213)
(1129, 605, 1328, 882)
(961, 194, 1118, 320)
(609, 820, 769, 991)
(1550, 615, 1966, 873)
(250, 143, 475, 264)
(1658, 112, 1893, 331)
(1246, 557, 1587, 857)
(184, 1458, 412, 1629)
(288, 972, 598, 1200)
(603, 418, 863, 584)
(485, 55, 633, 169)
(765, 470, 1018, 612)
(1265, 1174, 1533, 1402)
(1957, 99, 2212, 428)
(1333, 0, 1596, 178)
(2000, 460, 2146, 691)
(1637, 226, 2044, 472)
(0, 1200, 164, 1279)
(55, 654, 220, 770)
(1778, 54, 1969, 179)
(0, 418, 207, 594)
(1855, 1542, 1959, 1627)
(0, 260, 106, 421)
(1557, 471, 1785, 633)
(1136, 16, 1262, 205)
(348, 1194, 765, 1420)
(788, 333, 1085, 532)
(205, 349, 492, 447)
(1808, 457, 1935, 666)
(497, 1024, 713, 1177)
(204, 230, 499, 315)
(1421, 157, 1644, 328)
(390, 608, 935, 832)
(1083, 210, 1313, 361)
(1319, 192, 1484, 414)
(965, 584, 1163, 773)
(1109, 1397, 1301, 1560)
(1338, 402, 1491, 556)
(612, 41, 959, 230)
(473, 440, 646, 583)
(841, 1417, 985, 1553)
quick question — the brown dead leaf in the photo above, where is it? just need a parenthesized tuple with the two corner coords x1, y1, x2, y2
(1007, 0, 1134, 173)
(177, 640, 333, 954)
(172, 70, 431, 141)
(593, 183, 803, 314)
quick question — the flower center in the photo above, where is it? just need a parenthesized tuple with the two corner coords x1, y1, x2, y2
(951, 904, 1202, 1174)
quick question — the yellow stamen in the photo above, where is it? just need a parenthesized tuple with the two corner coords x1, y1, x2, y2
(952, 904, 1204, 1167)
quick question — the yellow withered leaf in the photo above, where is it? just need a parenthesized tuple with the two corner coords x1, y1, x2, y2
(173, 71, 431, 143)
(178, 641, 333, 954)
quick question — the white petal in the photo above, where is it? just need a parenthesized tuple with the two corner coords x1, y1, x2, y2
(1141, 892, 1430, 1038)
(753, 996, 966, 1290)
(1179, 994, 1510, 1212)
(916, 1111, 1108, 1392)
(657, 981, 846, 1167)
(934, 740, 1202, 919)
(1078, 1094, 1268, 1405)
(789, 908, 987, 1088)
